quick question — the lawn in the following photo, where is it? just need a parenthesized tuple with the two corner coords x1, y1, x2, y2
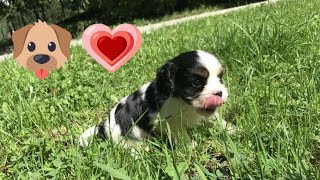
(1, 0, 320, 179)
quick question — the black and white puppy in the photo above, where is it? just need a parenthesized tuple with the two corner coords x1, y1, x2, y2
(79, 50, 228, 148)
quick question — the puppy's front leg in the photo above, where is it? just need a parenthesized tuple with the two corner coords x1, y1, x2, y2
(117, 139, 150, 159)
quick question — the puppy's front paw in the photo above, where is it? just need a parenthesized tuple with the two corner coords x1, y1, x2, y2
(129, 144, 151, 159)
(221, 120, 237, 134)
(225, 126, 237, 134)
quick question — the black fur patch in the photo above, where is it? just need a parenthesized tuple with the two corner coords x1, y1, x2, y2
(97, 123, 107, 139)
(164, 51, 208, 104)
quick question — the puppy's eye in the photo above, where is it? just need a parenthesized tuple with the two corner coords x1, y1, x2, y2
(48, 42, 56, 52)
(27, 42, 35, 52)
(218, 71, 224, 78)
(192, 79, 202, 87)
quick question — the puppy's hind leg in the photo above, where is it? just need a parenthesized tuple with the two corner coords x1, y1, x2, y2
(79, 124, 106, 147)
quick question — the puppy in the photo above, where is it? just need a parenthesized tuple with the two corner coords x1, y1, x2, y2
(12, 20, 72, 79)
(79, 50, 229, 148)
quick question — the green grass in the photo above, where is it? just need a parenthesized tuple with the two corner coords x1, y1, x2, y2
(1, 0, 320, 179)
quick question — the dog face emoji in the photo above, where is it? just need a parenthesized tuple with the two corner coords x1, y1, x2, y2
(12, 20, 72, 79)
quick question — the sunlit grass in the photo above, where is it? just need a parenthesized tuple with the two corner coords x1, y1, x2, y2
(0, 0, 319, 179)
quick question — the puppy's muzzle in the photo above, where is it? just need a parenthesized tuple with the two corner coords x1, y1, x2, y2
(34, 54, 50, 64)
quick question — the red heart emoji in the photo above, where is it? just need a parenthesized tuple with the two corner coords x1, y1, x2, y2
(82, 24, 142, 73)
(90, 31, 134, 66)
(97, 36, 127, 61)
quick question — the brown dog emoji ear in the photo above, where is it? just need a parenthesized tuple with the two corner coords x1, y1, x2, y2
(49, 24, 72, 59)
(12, 24, 34, 59)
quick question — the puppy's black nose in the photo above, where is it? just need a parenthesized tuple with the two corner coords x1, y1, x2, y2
(214, 91, 223, 97)
(34, 54, 50, 64)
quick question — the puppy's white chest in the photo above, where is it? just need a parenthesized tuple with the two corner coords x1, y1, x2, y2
(155, 98, 202, 133)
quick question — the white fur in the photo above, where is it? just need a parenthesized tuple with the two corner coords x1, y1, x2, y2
(132, 125, 149, 140)
(191, 50, 229, 108)
(156, 97, 202, 136)
(79, 126, 99, 147)
(119, 96, 128, 104)
(140, 82, 151, 100)
(102, 106, 122, 143)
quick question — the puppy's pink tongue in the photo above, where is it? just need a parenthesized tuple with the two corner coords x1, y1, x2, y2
(204, 95, 223, 109)
(35, 69, 49, 80)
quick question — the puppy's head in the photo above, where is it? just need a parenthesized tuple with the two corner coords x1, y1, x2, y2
(12, 20, 72, 79)
(156, 50, 228, 116)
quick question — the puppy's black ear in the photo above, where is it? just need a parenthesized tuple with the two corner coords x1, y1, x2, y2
(156, 62, 178, 99)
